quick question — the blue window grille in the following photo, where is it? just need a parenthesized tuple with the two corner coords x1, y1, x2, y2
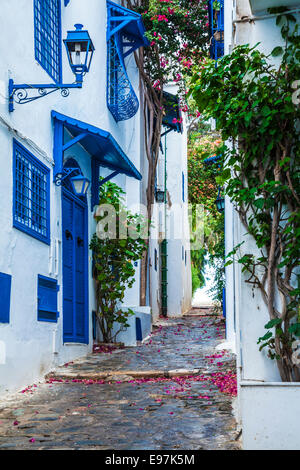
(34, 0, 62, 83)
(13, 140, 50, 245)
(208, 0, 224, 61)
(107, 34, 139, 122)
(106, 1, 149, 122)
(0, 273, 12, 324)
(37, 275, 59, 322)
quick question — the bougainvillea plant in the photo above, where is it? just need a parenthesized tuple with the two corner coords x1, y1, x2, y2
(90, 181, 147, 343)
(190, 12, 300, 381)
(122, 0, 210, 303)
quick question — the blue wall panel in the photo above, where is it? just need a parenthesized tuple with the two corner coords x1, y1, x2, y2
(0, 273, 12, 323)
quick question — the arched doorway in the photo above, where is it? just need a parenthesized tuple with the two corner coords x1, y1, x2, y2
(62, 158, 89, 344)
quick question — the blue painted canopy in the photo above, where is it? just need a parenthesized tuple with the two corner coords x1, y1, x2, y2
(52, 111, 142, 180)
(107, 0, 150, 49)
(204, 155, 221, 165)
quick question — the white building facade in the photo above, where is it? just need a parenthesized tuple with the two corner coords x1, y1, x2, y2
(0, 0, 191, 397)
(224, 0, 300, 450)
(148, 85, 192, 321)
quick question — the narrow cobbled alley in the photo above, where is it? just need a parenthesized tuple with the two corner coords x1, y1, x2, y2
(0, 314, 240, 450)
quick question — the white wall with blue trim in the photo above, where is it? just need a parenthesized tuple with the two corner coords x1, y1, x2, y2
(0, 0, 149, 396)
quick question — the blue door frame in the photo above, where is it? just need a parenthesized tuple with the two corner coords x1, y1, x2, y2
(62, 187, 89, 344)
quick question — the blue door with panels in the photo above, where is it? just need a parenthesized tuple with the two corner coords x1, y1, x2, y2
(62, 188, 88, 343)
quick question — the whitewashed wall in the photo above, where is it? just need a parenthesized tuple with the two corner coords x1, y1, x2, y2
(0, 0, 143, 396)
(224, 0, 300, 448)
(149, 84, 192, 320)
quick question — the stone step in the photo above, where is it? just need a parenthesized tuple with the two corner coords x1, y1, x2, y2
(45, 368, 207, 383)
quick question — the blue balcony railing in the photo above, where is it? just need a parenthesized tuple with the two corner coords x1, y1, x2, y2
(106, 1, 149, 122)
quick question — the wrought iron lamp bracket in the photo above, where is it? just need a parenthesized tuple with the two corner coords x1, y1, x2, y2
(54, 167, 79, 187)
(8, 79, 82, 113)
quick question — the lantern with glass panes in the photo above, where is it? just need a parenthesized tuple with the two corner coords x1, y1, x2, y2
(9, 24, 95, 112)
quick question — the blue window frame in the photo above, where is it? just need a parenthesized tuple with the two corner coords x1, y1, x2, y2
(34, 0, 62, 83)
(182, 172, 185, 202)
(37, 275, 59, 322)
(208, 0, 224, 61)
(0, 273, 12, 323)
(13, 140, 50, 245)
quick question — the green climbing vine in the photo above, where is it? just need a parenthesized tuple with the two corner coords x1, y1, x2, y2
(190, 11, 300, 381)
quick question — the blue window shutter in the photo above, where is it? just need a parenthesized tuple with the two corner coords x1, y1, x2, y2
(0, 273, 12, 323)
(136, 317, 143, 341)
(34, 0, 62, 83)
(13, 140, 50, 245)
(38, 275, 59, 322)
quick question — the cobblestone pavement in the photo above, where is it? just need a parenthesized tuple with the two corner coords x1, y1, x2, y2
(0, 316, 240, 450)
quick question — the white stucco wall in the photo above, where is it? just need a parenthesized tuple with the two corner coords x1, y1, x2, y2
(0, 0, 144, 396)
(224, 0, 300, 445)
(149, 84, 192, 320)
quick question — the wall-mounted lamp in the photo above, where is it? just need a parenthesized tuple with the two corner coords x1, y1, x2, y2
(215, 187, 225, 213)
(155, 189, 165, 203)
(9, 24, 95, 112)
(55, 167, 90, 197)
(70, 174, 91, 197)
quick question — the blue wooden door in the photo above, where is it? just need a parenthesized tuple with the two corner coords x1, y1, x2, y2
(62, 189, 88, 343)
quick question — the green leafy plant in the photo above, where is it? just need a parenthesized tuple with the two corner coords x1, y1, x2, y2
(190, 15, 300, 381)
(90, 180, 147, 343)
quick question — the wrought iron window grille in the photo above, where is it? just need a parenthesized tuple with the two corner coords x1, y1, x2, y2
(13, 140, 50, 244)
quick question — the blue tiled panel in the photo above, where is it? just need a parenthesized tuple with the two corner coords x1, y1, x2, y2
(0, 273, 12, 323)
(34, 0, 62, 83)
(13, 140, 50, 245)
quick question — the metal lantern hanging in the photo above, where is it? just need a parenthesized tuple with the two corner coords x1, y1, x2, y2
(215, 188, 225, 213)
(64, 24, 95, 82)
(155, 189, 165, 203)
(70, 174, 91, 197)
